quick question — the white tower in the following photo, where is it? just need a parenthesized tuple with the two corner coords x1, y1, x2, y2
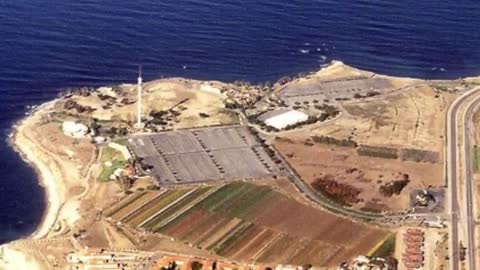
(135, 66, 145, 129)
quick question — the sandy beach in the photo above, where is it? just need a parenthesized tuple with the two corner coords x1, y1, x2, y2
(0, 103, 66, 270)
(11, 102, 64, 239)
(0, 246, 45, 270)
(14, 123, 61, 239)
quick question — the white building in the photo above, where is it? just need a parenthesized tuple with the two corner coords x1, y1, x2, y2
(259, 109, 309, 130)
(62, 121, 89, 138)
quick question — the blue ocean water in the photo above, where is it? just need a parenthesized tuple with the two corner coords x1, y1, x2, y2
(1, 0, 479, 243)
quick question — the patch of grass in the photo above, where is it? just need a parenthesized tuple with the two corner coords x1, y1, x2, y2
(99, 159, 127, 182)
(473, 145, 480, 173)
(368, 233, 396, 258)
(113, 138, 129, 146)
(98, 145, 127, 182)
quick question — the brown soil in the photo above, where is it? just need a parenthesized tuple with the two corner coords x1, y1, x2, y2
(232, 229, 278, 261)
(311, 175, 361, 205)
(165, 208, 210, 238)
(274, 137, 443, 211)
(310, 84, 454, 153)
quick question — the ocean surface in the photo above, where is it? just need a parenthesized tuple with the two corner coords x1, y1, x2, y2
(1, 0, 480, 244)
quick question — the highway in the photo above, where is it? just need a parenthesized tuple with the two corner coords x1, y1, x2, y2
(462, 94, 480, 270)
(447, 86, 480, 270)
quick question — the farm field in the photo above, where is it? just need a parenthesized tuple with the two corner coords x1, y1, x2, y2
(273, 136, 443, 211)
(107, 182, 388, 267)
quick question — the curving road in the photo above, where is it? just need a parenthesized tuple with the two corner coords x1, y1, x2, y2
(447, 86, 480, 270)
(462, 93, 480, 270)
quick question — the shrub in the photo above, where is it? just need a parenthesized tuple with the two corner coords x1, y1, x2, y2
(357, 145, 398, 159)
(379, 175, 409, 197)
(191, 261, 203, 270)
(311, 175, 361, 206)
(399, 148, 439, 163)
(199, 112, 210, 118)
(311, 135, 358, 148)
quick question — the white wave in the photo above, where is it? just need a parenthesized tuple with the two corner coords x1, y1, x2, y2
(300, 49, 310, 54)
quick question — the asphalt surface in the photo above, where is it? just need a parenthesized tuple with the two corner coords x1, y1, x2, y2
(462, 95, 480, 270)
(447, 87, 480, 270)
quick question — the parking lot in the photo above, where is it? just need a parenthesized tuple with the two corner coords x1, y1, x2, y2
(129, 126, 278, 185)
(279, 77, 393, 105)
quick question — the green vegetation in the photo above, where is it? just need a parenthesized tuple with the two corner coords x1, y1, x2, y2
(199, 183, 251, 211)
(197, 182, 272, 219)
(368, 233, 396, 258)
(399, 148, 439, 163)
(221, 186, 272, 218)
(474, 145, 480, 172)
(311, 135, 358, 148)
(143, 187, 212, 231)
(215, 223, 255, 255)
(113, 137, 129, 146)
(125, 189, 191, 227)
(98, 145, 127, 182)
(357, 145, 399, 159)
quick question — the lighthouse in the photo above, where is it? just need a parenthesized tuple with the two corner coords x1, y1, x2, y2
(135, 66, 145, 129)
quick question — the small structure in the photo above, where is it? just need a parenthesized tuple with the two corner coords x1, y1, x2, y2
(134, 66, 145, 129)
(62, 121, 89, 138)
(258, 109, 308, 130)
(96, 87, 117, 98)
(200, 82, 223, 97)
(108, 142, 132, 160)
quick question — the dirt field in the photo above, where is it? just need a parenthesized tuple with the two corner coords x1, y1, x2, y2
(107, 182, 389, 267)
(274, 137, 443, 211)
(309, 84, 454, 153)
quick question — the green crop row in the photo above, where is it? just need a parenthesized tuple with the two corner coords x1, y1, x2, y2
(125, 189, 191, 227)
(143, 187, 212, 231)
(215, 223, 256, 256)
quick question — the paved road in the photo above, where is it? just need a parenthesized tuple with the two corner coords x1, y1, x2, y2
(462, 94, 480, 270)
(447, 87, 480, 270)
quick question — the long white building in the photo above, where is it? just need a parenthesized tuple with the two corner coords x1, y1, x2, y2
(259, 109, 309, 130)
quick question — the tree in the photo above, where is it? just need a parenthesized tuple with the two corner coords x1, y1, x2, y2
(191, 261, 203, 270)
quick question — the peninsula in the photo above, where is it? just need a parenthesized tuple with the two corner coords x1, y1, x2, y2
(2, 61, 480, 270)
